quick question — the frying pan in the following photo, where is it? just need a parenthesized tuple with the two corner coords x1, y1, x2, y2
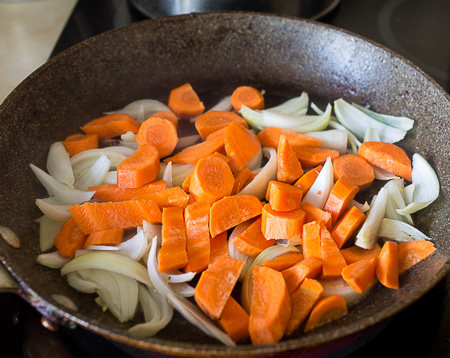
(0, 12, 449, 357)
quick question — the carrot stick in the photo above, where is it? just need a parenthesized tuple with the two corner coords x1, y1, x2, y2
(341, 258, 377, 293)
(231, 167, 253, 195)
(358, 141, 412, 182)
(293, 165, 322, 195)
(257, 126, 324, 149)
(195, 111, 248, 140)
(81, 113, 140, 140)
(62, 133, 98, 156)
(168, 83, 205, 119)
(292, 146, 339, 168)
(158, 206, 188, 273)
(69, 199, 162, 234)
(281, 257, 323, 294)
(398, 240, 436, 274)
(277, 135, 304, 184)
(135, 117, 178, 158)
(194, 257, 244, 319)
(117, 145, 160, 188)
(330, 206, 366, 249)
(302, 221, 322, 260)
(210, 195, 263, 238)
(323, 176, 360, 225)
(150, 111, 179, 129)
(304, 294, 347, 332)
(218, 296, 250, 342)
(163, 135, 225, 164)
(205, 126, 227, 141)
(249, 266, 291, 345)
(189, 157, 235, 204)
(376, 241, 399, 289)
(83, 228, 124, 248)
(224, 122, 261, 173)
(133, 186, 190, 210)
(231, 217, 275, 257)
(209, 231, 229, 265)
(321, 226, 347, 279)
(301, 201, 333, 230)
(183, 201, 211, 273)
(332, 154, 374, 190)
(55, 217, 87, 258)
(285, 278, 323, 335)
(340, 244, 381, 265)
(266, 180, 303, 212)
(230, 86, 265, 112)
(262, 251, 304, 271)
(89, 180, 168, 202)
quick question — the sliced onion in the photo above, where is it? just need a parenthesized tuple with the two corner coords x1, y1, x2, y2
(350, 200, 370, 213)
(121, 131, 137, 142)
(36, 251, 70, 268)
(171, 282, 195, 297)
(403, 183, 416, 205)
(74, 154, 111, 191)
(372, 165, 400, 181)
(35, 198, 71, 221)
(175, 135, 201, 150)
(66, 271, 100, 293)
(35, 215, 64, 251)
(102, 171, 117, 185)
(159, 163, 195, 188)
(352, 103, 414, 131)
(162, 161, 173, 188)
(307, 129, 348, 155)
(383, 179, 413, 225)
(320, 277, 373, 306)
(378, 218, 431, 241)
(228, 220, 255, 281)
(164, 270, 196, 283)
(246, 147, 263, 172)
(46, 142, 75, 187)
(328, 120, 361, 155)
(302, 156, 334, 210)
(240, 105, 263, 130)
(105, 99, 172, 122)
(268, 92, 309, 114)
(70, 148, 128, 177)
(209, 95, 233, 112)
(118, 230, 150, 261)
(363, 126, 381, 142)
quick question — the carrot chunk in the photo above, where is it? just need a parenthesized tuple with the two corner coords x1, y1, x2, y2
(62, 133, 98, 156)
(83, 228, 124, 248)
(195, 111, 248, 140)
(257, 126, 324, 149)
(323, 176, 360, 225)
(81, 113, 140, 140)
(330, 206, 366, 249)
(293, 165, 322, 195)
(302, 221, 322, 260)
(304, 295, 347, 332)
(262, 251, 304, 271)
(218, 296, 250, 342)
(231, 217, 275, 257)
(376, 241, 399, 289)
(301, 201, 333, 230)
(266, 180, 303, 212)
(332, 154, 375, 190)
(398, 240, 436, 274)
(231, 167, 254, 195)
(150, 111, 179, 128)
(209, 231, 229, 265)
(341, 258, 377, 293)
(230, 86, 264, 112)
(168, 83, 205, 119)
(281, 257, 323, 294)
(321, 226, 347, 279)
(89, 180, 168, 202)
(135, 117, 178, 158)
(164, 135, 225, 164)
(55, 217, 87, 258)
(133, 186, 190, 210)
(340, 244, 381, 265)
(261, 203, 305, 244)
(277, 135, 304, 184)
(293, 146, 339, 168)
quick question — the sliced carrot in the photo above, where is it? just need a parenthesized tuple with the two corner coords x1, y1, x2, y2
(285, 278, 323, 335)
(158, 206, 188, 273)
(358, 141, 412, 182)
(332, 154, 374, 190)
(117, 145, 160, 188)
(195, 111, 248, 140)
(302, 221, 322, 260)
(304, 295, 347, 332)
(292, 146, 339, 168)
(340, 244, 382, 265)
(323, 176, 360, 225)
(301, 201, 332, 230)
(54, 217, 87, 258)
(330, 206, 366, 249)
(62, 133, 98, 156)
(83, 228, 124, 248)
(231, 217, 275, 257)
(168, 83, 205, 119)
(277, 135, 304, 184)
(209, 231, 229, 265)
(321, 227, 347, 279)
(89, 180, 168, 202)
(81, 113, 140, 140)
(224, 122, 261, 173)
(341, 258, 377, 293)
(257, 126, 323, 149)
(249, 266, 291, 345)
(266, 180, 303, 212)
(376, 241, 399, 289)
(230, 86, 264, 112)
(218, 296, 250, 342)
(164, 134, 225, 164)
(262, 251, 304, 271)
(398, 240, 436, 274)
(293, 165, 322, 195)
(210, 195, 263, 238)
(135, 117, 178, 158)
(133, 186, 190, 210)
(69, 199, 162, 234)
(182, 173, 191, 193)
(150, 111, 178, 129)
(195, 257, 244, 319)
(281, 257, 323, 294)
(231, 167, 254, 195)
(207, 151, 231, 163)
(189, 157, 235, 205)
(205, 125, 227, 141)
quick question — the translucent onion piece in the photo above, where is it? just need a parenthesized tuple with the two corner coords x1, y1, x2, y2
(70, 148, 127, 178)
(66, 272, 100, 293)
(46, 142, 75, 187)
(118, 230, 150, 261)
(383, 179, 413, 225)
(84, 245, 120, 251)
(171, 282, 195, 297)
(30, 164, 95, 205)
(246, 147, 263, 172)
(74, 154, 111, 191)
(372, 165, 400, 181)
(104, 145, 136, 157)
(35, 198, 71, 221)
(208, 95, 233, 112)
(35, 215, 64, 251)
(403, 183, 416, 205)
(239, 105, 264, 130)
(350, 200, 370, 213)
(378, 218, 431, 242)
(102, 171, 117, 185)
(164, 270, 196, 283)
(352, 103, 414, 131)
(363, 126, 381, 142)
(36, 251, 70, 269)
(175, 135, 201, 150)
(302, 157, 334, 210)
(396, 153, 440, 215)
(106, 99, 172, 122)
(121, 131, 137, 142)
(328, 120, 361, 155)
(228, 220, 254, 281)
(143, 221, 162, 246)
(268, 92, 309, 114)
(307, 129, 348, 155)
(320, 278, 373, 306)
(162, 161, 173, 188)
(159, 163, 195, 188)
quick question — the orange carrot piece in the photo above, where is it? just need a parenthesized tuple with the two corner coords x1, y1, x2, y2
(209, 231, 229, 265)
(62, 133, 99, 156)
(304, 294, 347, 332)
(293, 146, 339, 168)
(231, 167, 253, 195)
(332, 154, 374, 190)
(158, 206, 188, 273)
(182, 173, 191, 192)
(55, 217, 87, 258)
(330, 206, 366, 249)
(262, 251, 304, 271)
(285, 278, 323, 335)
(293, 165, 322, 195)
(376, 241, 399, 289)
(168, 83, 205, 119)
(195, 257, 244, 319)
(135, 117, 178, 158)
(231, 217, 275, 257)
(358, 141, 412, 182)
(207, 151, 231, 163)
(224, 122, 261, 173)
(398, 240, 436, 274)
(117, 145, 160, 188)
(277, 135, 304, 184)
(341, 258, 377, 293)
(133, 186, 190, 210)
(89, 180, 168, 202)
(69, 199, 162, 234)
(150, 111, 178, 128)
(257, 126, 324, 149)
(81, 113, 140, 140)
(189, 156, 235, 205)
(205, 125, 227, 141)
(195, 111, 248, 140)
(321, 227, 347, 279)
(261, 203, 305, 244)
(323, 176, 360, 225)
(230, 86, 265, 112)
(249, 266, 291, 345)
(301, 201, 333, 230)
(163, 134, 225, 164)
(218, 296, 250, 342)
(281, 257, 323, 294)
(302, 221, 322, 260)
(83, 228, 124, 248)
(340, 244, 382, 265)
(210, 195, 263, 238)
(266, 180, 303, 212)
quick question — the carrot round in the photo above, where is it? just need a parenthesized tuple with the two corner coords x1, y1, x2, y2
(358, 141, 412, 182)
(398, 240, 436, 274)
(55, 216, 87, 258)
(150, 111, 178, 128)
(83, 228, 124, 248)
(81, 113, 140, 140)
(341, 258, 377, 294)
(230, 86, 264, 112)
(277, 135, 304, 184)
(89, 180, 168, 202)
(323, 176, 360, 225)
(266, 180, 303, 212)
(62, 133, 98, 156)
(195, 111, 248, 140)
(330, 206, 366, 249)
(136, 116, 178, 158)
(168, 83, 205, 119)
(257, 126, 324, 149)
(304, 294, 348, 332)
(332, 154, 374, 190)
(261, 203, 306, 244)
(376, 240, 399, 289)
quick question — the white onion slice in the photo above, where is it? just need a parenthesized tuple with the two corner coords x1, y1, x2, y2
(175, 135, 201, 150)
(162, 161, 173, 188)
(228, 220, 255, 281)
(164, 271, 196, 283)
(102, 171, 117, 184)
(372, 165, 400, 181)
(106, 99, 173, 122)
(66, 271, 100, 293)
(383, 179, 413, 225)
(268, 92, 309, 114)
(302, 156, 334, 210)
(246, 147, 263, 172)
(403, 183, 415, 205)
(307, 129, 348, 155)
(171, 283, 195, 297)
(84, 245, 120, 251)
(349, 200, 370, 213)
(118, 230, 150, 261)
(352, 103, 414, 131)
(74, 154, 111, 191)
(378, 218, 431, 241)
(35, 198, 71, 221)
(46, 142, 75, 187)
(36, 251, 70, 269)
(328, 120, 361, 155)
(363, 126, 381, 142)
(320, 277, 373, 306)
(70, 148, 128, 177)
(35, 215, 64, 251)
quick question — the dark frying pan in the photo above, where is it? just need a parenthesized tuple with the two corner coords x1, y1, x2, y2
(0, 12, 449, 357)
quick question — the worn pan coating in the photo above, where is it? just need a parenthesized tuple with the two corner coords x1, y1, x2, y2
(0, 12, 449, 357)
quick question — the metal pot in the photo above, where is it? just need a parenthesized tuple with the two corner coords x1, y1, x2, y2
(0, 12, 449, 357)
